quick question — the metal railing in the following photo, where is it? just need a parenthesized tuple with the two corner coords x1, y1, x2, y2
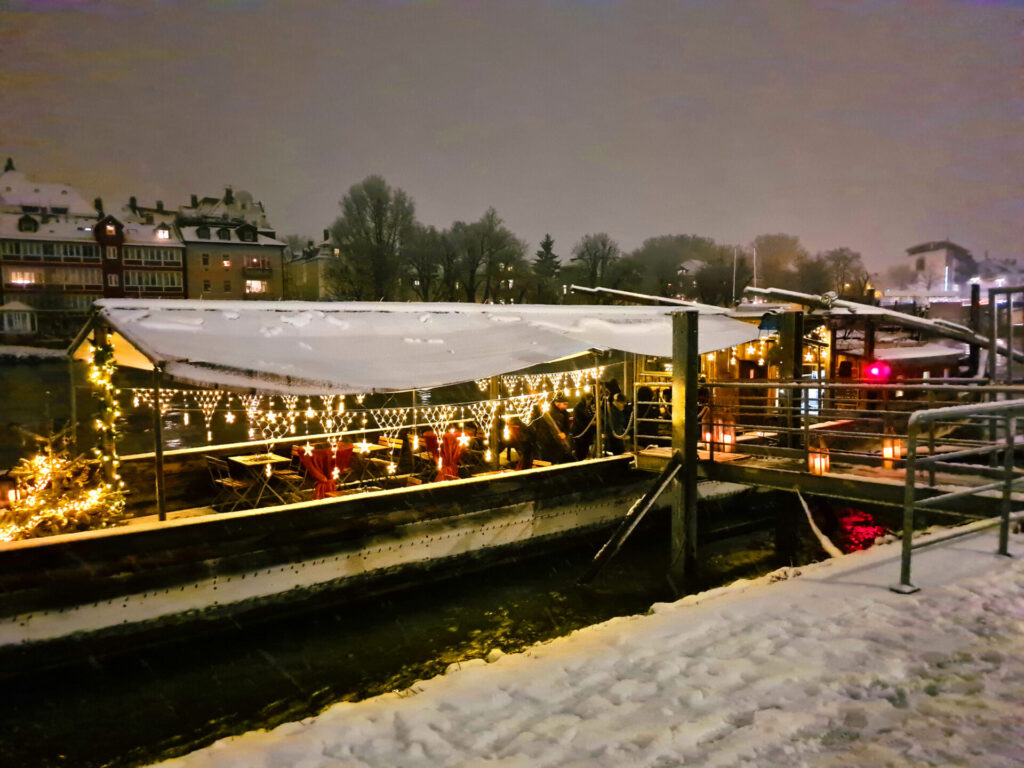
(892, 398, 1024, 593)
(633, 377, 1024, 470)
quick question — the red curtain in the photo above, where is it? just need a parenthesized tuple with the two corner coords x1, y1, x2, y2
(294, 443, 354, 499)
(436, 432, 464, 481)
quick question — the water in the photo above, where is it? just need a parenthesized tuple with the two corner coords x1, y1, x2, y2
(0, 497, 822, 768)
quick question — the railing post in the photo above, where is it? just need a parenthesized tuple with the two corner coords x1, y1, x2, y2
(999, 413, 1015, 557)
(152, 362, 167, 522)
(892, 417, 921, 593)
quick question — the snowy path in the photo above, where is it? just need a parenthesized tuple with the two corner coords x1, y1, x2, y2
(152, 525, 1024, 768)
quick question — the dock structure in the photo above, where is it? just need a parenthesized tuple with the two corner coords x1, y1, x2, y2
(631, 319, 1024, 592)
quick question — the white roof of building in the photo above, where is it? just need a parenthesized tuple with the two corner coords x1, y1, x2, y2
(179, 226, 284, 248)
(0, 170, 94, 216)
(0, 212, 97, 242)
(85, 299, 761, 395)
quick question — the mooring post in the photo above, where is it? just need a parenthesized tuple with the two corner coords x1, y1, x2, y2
(152, 363, 167, 522)
(668, 311, 700, 592)
(779, 311, 804, 449)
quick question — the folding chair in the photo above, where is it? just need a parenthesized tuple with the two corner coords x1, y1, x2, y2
(206, 455, 256, 512)
(271, 448, 307, 502)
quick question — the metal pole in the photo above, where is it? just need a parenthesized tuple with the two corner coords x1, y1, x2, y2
(731, 246, 737, 304)
(153, 363, 167, 522)
(988, 288, 998, 381)
(1007, 292, 1015, 384)
(67, 356, 78, 450)
(669, 311, 700, 592)
(999, 413, 1015, 556)
(893, 419, 920, 593)
(488, 378, 500, 470)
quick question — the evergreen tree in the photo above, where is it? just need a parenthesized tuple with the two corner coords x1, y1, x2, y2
(1, 427, 126, 542)
(532, 234, 561, 303)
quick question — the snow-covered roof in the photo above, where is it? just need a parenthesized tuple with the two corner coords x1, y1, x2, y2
(122, 220, 184, 247)
(0, 169, 94, 216)
(0, 212, 97, 242)
(85, 299, 762, 395)
(0, 300, 36, 312)
(873, 342, 967, 365)
(179, 226, 284, 248)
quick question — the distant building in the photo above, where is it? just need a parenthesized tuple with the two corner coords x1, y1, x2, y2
(177, 187, 285, 300)
(0, 160, 106, 340)
(0, 162, 287, 341)
(286, 230, 334, 300)
(906, 241, 977, 293)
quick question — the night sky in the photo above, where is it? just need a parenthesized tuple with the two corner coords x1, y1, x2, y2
(2, 0, 1021, 270)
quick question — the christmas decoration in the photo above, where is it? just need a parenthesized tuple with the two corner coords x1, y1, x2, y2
(0, 428, 126, 542)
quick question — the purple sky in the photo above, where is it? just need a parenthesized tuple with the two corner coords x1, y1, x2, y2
(3, 0, 1022, 270)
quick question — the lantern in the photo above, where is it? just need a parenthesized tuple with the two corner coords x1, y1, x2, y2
(712, 423, 735, 453)
(808, 443, 830, 475)
(882, 429, 903, 468)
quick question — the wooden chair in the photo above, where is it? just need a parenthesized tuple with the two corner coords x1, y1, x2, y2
(206, 455, 256, 512)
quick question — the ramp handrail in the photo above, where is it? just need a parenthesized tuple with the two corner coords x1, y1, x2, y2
(893, 398, 1024, 593)
(579, 451, 683, 585)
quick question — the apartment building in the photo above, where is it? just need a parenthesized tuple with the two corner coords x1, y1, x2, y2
(178, 187, 285, 300)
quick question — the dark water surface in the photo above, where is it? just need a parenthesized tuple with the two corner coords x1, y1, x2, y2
(0, 497, 828, 768)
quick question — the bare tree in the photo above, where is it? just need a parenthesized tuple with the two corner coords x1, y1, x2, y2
(571, 233, 620, 287)
(327, 176, 415, 301)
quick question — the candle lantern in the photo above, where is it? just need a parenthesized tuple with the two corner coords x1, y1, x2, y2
(808, 442, 830, 475)
(882, 429, 903, 468)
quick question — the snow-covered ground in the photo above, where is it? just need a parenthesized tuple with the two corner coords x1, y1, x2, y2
(152, 523, 1024, 768)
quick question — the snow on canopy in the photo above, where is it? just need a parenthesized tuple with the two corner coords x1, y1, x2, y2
(87, 299, 761, 395)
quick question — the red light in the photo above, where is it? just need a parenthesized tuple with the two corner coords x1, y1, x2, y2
(866, 361, 890, 380)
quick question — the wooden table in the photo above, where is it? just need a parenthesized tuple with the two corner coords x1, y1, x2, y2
(228, 453, 291, 506)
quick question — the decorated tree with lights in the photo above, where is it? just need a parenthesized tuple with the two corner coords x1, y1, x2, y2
(0, 428, 126, 541)
(0, 332, 126, 541)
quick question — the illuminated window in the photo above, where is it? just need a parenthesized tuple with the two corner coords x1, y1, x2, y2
(105, 224, 116, 236)
(222, 256, 231, 267)
(8, 270, 38, 285)
(245, 279, 268, 294)
(156, 228, 170, 240)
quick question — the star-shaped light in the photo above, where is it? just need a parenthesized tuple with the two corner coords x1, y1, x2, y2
(356, 440, 373, 454)
(457, 432, 471, 447)
(303, 443, 314, 456)
(225, 412, 236, 424)
(386, 462, 397, 475)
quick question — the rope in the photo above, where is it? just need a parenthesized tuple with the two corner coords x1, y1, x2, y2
(604, 398, 635, 440)
(570, 412, 597, 440)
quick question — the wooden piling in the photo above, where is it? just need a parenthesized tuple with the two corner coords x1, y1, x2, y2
(668, 311, 700, 592)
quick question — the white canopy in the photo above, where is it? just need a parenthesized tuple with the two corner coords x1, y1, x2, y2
(84, 299, 761, 394)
